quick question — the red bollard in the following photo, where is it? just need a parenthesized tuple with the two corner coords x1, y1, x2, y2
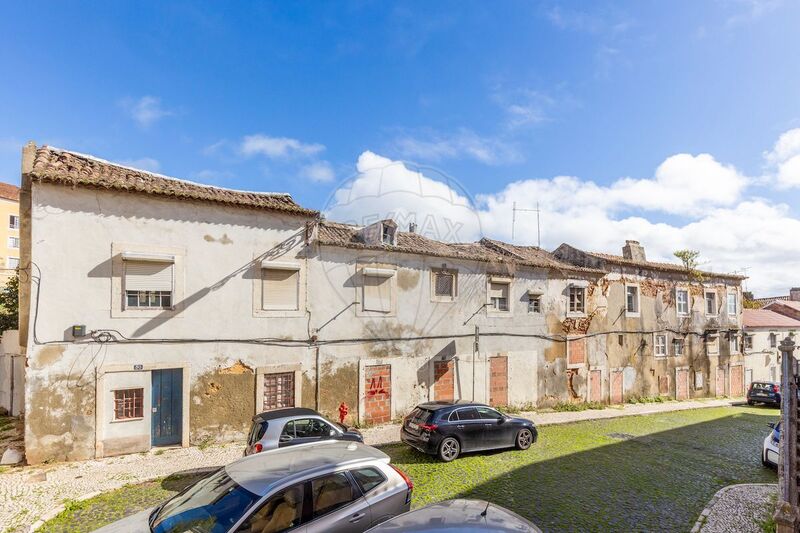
(338, 402, 349, 425)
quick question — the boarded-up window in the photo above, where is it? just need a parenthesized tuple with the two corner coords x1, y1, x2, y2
(264, 372, 295, 410)
(489, 282, 509, 311)
(262, 267, 300, 310)
(124, 258, 174, 309)
(114, 388, 144, 420)
(659, 376, 670, 395)
(363, 269, 393, 313)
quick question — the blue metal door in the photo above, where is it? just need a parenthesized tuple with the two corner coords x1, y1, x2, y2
(151, 369, 183, 446)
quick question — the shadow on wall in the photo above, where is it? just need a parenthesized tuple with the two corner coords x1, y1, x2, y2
(382, 409, 777, 532)
(86, 229, 307, 338)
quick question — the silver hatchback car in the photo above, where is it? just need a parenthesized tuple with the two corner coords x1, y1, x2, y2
(94, 440, 412, 533)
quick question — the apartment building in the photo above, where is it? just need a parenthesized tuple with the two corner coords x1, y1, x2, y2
(742, 308, 800, 385)
(0, 182, 20, 284)
(17, 144, 746, 463)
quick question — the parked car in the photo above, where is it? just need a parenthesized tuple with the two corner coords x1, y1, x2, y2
(94, 440, 413, 533)
(244, 407, 363, 455)
(747, 381, 781, 407)
(763, 420, 780, 468)
(366, 499, 541, 532)
(401, 400, 537, 462)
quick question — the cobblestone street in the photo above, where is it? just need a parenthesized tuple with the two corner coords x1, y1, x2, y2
(0, 398, 756, 532)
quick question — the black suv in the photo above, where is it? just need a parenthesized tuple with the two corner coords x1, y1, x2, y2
(401, 400, 537, 462)
(747, 381, 781, 407)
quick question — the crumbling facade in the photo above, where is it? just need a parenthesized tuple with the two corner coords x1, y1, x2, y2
(17, 144, 746, 463)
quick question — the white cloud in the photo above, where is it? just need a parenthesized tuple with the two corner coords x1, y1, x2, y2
(122, 96, 173, 128)
(324, 135, 800, 295)
(240, 134, 324, 159)
(725, 0, 783, 27)
(301, 161, 335, 183)
(491, 88, 555, 128)
(118, 157, 160, 172)
(392, 129, 521, 165)
(764, 128, 800, 188)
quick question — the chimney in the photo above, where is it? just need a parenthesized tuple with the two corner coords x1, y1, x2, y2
(408, 222, 417, 233)
(622, 240, 646, 262)
(790, 287, 800, 301)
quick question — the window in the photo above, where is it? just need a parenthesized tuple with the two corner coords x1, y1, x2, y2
(744, 335, 753, 350)
(351, 468, 386, 494)
(264, 372, 295, 411)
(8, 215, 18, 230)
(123, 257, 174, 309)
(676, 289, 690, 315)
(7, 237, 19, 249)
(654, 335, 667, 357)
(673, 338, 685, 356)
(311, 472, 356, 519)
(451, 407, 480, 421)
(569, 286, 586, 314)
(489, 281, 509, 312)
(362, 268, 394, 313)
(7, 257, 18, 269)
(770, 333, 777, 348)
(727, 292, 737, 316)
(432, 269, 456, 299)
(729, 334, 739, 353)
(476, 407, 504, 420)
(235, 484, 303, 533)
(281, 418, 332, 440)
(262, 266, 300, 311)
(695, 371, 704, 389)
(705, 291, 717, 315)
(626, 285, 639, 314)
(381, 223, 395, 245)
(528, 294, 541, 313)
(113, 388, 143, 420)
(153, 470, 261, 533)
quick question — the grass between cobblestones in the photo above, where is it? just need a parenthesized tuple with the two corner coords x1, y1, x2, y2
(38, 406, 777, 533)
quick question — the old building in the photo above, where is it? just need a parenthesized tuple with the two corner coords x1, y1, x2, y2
(742, 308, 800, 385)
(553, 241, 746, 400)
(17, 144, 747, 463)
(0, 182, 20, 283)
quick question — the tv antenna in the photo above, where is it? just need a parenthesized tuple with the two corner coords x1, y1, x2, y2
(511, 202, 541, 247)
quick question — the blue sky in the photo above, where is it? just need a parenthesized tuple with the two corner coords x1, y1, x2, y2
(2, 1, 800, 294)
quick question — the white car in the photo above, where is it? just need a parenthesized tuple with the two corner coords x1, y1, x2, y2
(763, 421, 780, 468)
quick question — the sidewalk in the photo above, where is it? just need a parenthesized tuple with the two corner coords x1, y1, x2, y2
(0, 397, 739, 532)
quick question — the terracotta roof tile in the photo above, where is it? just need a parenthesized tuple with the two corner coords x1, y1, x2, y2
(0, 182, 20, 202)
(743, 308, 800, 328)
(585, 251, 745, 280)
(28, 146, 318, 217)
(480, 238, 602, 274)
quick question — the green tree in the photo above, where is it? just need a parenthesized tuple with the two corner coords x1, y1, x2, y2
(673, 249, 704, 282)
(0, 274, 19, 332)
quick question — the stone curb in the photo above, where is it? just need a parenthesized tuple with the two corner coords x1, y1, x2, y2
(690, 483, 775, 533)
(27, 466, 219, 532)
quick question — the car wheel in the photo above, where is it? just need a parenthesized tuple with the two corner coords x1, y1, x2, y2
(747, 400, 754, 406)
(438, 437, 460, 462)
(516, 429, 534, 450)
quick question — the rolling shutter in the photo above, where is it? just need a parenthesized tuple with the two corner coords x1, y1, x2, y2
(124, 260, 173, 292)
(262, 268, 299, 310)
(363, 274, 392, 312)
(488, 282, 508, 301)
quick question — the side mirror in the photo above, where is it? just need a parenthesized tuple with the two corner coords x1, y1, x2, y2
(498, 417, 506, 423)
(768, 423, 776, 429)
(329, 429, 337, 437)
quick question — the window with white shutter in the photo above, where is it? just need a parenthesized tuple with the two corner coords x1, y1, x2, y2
(362, 268, 394, 313)
(262, 267, 300, 310)
(489, 282, 509, 312)
(123, 257, 174, 309)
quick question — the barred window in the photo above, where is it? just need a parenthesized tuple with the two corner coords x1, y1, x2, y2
(264, 372, 295, 411)
(434, 271, 455, 298)
(114, 388, 144, 420)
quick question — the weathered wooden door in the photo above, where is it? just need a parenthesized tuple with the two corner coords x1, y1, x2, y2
(730, 365, 744, 397)
(676, 368, 690, 400)
(151, 369, 183, 446)
(716, 367, 726, 397)
(589, 369, 602, 402)
(610, 370, 623, 404)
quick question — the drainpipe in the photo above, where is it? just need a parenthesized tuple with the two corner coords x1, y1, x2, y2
(472, 325, 479, 401)
(314, 344, 320, 411)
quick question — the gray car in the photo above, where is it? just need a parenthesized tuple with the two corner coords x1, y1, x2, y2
(93, 440, 413, 533)
(367, 499, 541, 532)
(245, 407, 363, 455)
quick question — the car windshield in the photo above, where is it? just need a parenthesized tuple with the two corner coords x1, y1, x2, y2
(752, 383, 775, 391)
(247, 421, 268, 445)
(151, 468, 261, 533)
(408, 408, 432, 424)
